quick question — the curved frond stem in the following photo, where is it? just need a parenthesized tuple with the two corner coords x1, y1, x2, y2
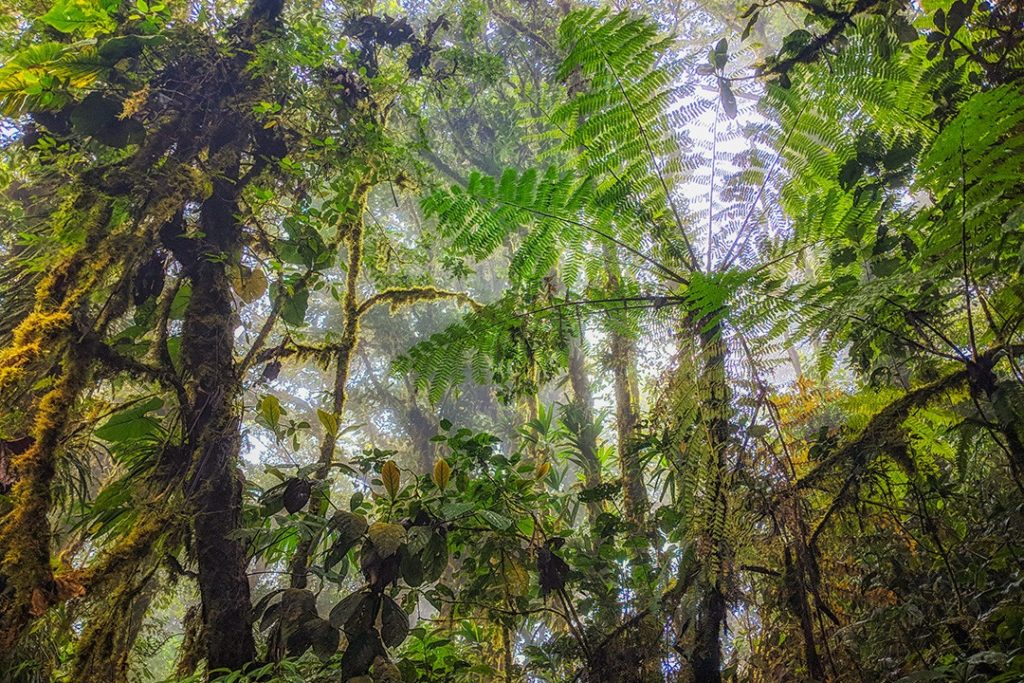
(707, 100, 720, 273)
(959, 125, 978, 361)
(721, 120, 797, 270)
(600, 53, 699, 270)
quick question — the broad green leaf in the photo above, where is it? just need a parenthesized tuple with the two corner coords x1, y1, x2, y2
(41, 0, 115, 37)
(478, 509, 512, 531)
(279, 285, 309, 326)
(257, 394, 283, 431)
(329, 511, 368, 548)
(367, 521, 406, 558)
(380, 595, 409, 647)
(95, 397, 163, 443)
(317, 408, 339, 437)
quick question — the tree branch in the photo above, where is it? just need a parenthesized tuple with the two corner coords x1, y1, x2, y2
(357, 286, 481, 317)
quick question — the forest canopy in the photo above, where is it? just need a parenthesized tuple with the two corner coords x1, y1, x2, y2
(0, 0, 1022, 681)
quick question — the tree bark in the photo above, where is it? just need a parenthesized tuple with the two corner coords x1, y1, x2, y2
(691, 321, 731, 683)
(567, 335, 604, 524)
(181, 137, 255, 672)
(693, 586, 727, 683)
(603, 248, 649, 529)
(567, 332, 624, 629)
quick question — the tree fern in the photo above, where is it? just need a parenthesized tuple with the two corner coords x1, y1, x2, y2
(760, 13, 1023, 380)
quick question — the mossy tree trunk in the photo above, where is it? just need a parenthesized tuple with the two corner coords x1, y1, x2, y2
(1, 0, 284, 669)
(567, 335, 605, 525)
(690, 320, 731, 683)
(603, 248, 648, 531)
(567, 332, 623, 629)
(171, 118, 258, 670)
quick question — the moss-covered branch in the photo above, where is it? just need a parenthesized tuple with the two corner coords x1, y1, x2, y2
(358, 286, 480, 316)
(796, 368, 970, 492)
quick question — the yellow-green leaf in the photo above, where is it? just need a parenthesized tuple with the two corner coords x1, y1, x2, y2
(502, 556, 529, 597)
(42, 0, 116, 37)
(368, 522, 406, 558)
(230, 264, 267, 304)
(432, 458, 452, 490)
(317, 409, 339, 438)
(381, 460, 401, 499)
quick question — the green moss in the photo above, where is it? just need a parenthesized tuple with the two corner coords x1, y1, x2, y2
(70, 505, 181, 681)
(0, 352, 87, 648)
(73, 567, 159, 683)
(0, 311, 72, 389)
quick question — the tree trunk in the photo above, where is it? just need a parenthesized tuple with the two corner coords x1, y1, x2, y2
(181, 142, 255, 672)
(691, 321, 731, 683)
(568, 335, 604, 522)
(783, 489, 827, 680)
(567, 333, 624, 628)
(73, 569, 159, 682)
(603, 248, 648, 529)
(610, 328, 646, 522)
(693, 586, 727, 683)
(407, 398, 437, 473)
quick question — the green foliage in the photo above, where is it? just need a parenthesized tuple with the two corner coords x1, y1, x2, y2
(405, 7, 698, 405)
(0, 41, 114, 115)
(1, 0, 1024, 682)
(554, 8, 687, 246)
(425, 167, 591, 286)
